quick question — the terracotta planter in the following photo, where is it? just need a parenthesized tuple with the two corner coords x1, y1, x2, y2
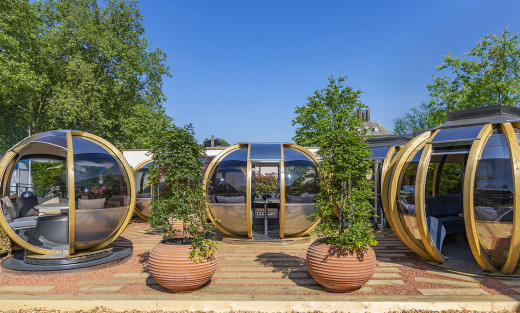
(306, 239, 376, 292)
(148, 241, 217, 292)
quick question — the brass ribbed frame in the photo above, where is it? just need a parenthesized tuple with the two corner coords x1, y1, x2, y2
(463, 124, 497, 272)
(280, 145, 285, 238)
(202, 143, 320, 238)
(414, 129, 446, 262)
(0, 130, 136, 256)
(382, 130, 434, 260)
(246, 144, 252, 238)
(132, 157, 154, 220)
(202, 144, 244, 237)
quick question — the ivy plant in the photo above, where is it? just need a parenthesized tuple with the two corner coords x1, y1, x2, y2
(147, 123, 216, 261)
(293, 76, 377, 252)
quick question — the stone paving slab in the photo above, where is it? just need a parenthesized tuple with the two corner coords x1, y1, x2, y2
(414, 276, 481, 287)
(79, 286, 123, 292)
(418, 288, 490, 296)
(424, 270, 483, 282)
(0, 286, 55, 292)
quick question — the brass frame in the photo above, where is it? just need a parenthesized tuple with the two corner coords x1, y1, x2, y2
(382, 130, 434, 260)
(501, 123, 520, 274)
(0, 130, 136, 256)
(414, 129, 446, 262)
(202, 144, 244, 237)
(202, 143, 321, 238)
(279, 145, 286, 238)
(463, 124, 497, 272)
(132, 157, 154, 220)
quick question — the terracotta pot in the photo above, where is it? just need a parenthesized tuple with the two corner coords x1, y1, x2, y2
(306, 239, 376, 292)
(148, 241, 217, 292)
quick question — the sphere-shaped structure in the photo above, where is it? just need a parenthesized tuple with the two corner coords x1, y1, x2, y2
(0, 130, 135, 255)
(133, 158, 153, 220)
(204, 143, 320, 238)
(382, 105, 520, 274)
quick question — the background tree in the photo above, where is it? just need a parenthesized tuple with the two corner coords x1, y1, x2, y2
(394, 28, 520, 134)
(202, 137, 230, 147)
(293, 76, 376, 251)
(0, 0, 171, 152)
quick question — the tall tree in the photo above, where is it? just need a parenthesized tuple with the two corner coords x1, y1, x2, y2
(394, 28, 520, 134)
(293, 76, 376, 250)
(0, 0, 171, 151)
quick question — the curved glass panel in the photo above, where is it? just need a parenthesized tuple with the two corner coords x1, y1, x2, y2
(207, 148, 248, 235)
(135, 160, 153, 218)
(474, 128, 513, 267)
(283, 148, 319, 236)
(2, 146, 69, 252)
(370, 147, 392, 159)
(431, 126, 483, 143)
(425, 146, 466, 253)
(249, 144, 281, 160)
(72, 137, 130, 250)
(396, 147, 427, 250)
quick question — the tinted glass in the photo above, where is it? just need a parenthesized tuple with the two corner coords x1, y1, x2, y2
(16, 131, 68, 149)
(3, 153, 69, 251)
(370, 147, 392, 159)
(73, 138, 129, 209)
(134, 160, 153, 217)
(284, 148, 319, 201)
(208, 148, 247, 198)
(431, 126, 483, 142)
(474, 128, 513, 267)
(249, 144, 281, 160)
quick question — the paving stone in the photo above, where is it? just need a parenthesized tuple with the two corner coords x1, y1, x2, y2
(418, 288, 489, 295)
(414, 277, 480, 287)
(425, 270, 482, 282)
(373, 253, 409, 257)
(115, 272, 151, 278)
(498, 279, 520, 287)
(375, 267, 401, 273)
(510, 287, 520, 293)
(215, 278, 318, 286)
(377, 261, 415, 267)
(218, 266, 307, 272)
(372, 273, 401, 278)
(78, 278, 150, 285)
(79, 286, 123, 292)
(0, 286, 55, 292)
(366, 280, 405, 285)
(214, 272, 309, 278)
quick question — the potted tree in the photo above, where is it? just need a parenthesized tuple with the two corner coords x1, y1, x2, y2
(293, 76, 377, 292)
(147, 123, 217, 292)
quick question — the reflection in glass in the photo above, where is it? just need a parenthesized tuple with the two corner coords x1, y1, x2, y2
(134, 161, 153, 218)
(431, 125, 483, 142)
(207, 148, 248, 235)
(249, 144, 281, 160)
(474, 128, 513, 267)
(73, 138, 129, 250)
(397, 148, 425, 245)
(3, 153, 69, 251)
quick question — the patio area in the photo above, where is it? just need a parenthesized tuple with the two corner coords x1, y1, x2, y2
(1, 219, 520, 312)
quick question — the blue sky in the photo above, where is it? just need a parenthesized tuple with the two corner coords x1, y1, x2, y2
(137, 1, 520, 144)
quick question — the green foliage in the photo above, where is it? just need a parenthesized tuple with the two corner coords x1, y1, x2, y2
(394, 28, 520, 134)
(254, 172, 279, 196)
(148, 122, 216, 262)
(0, 227, 11, 255)
(0, 0, 171, 151)
(203, 137, 230, 147)
(31, 161, 67, 197)
(293, 76, 377, 252)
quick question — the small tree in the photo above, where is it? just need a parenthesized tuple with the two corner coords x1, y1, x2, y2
(293, 76, 376, 252)
(147, 123, 216, 261)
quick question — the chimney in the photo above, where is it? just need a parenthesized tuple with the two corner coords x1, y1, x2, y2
(366, 109, 370, 121)
(210, 135, 215, 148)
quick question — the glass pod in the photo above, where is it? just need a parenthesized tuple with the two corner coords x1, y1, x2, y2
(204, 143, 320, 239)
(0, 130, 136, 255)
(382, 106, 520, 274)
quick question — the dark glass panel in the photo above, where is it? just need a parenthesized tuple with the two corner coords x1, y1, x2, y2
(249, 144, 281, 160)
(208, 149, 247, 197)
(431, 126, 483, 142)
(474, 128, 513, 267)
(284, 148, 318, 199)
(370, 147, 391, 159)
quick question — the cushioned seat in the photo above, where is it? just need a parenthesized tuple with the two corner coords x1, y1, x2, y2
(438, 215, 465, 235)
(9, 216, 38, 229)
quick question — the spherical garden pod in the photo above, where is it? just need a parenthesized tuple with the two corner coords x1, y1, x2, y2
(382, 105, 520, 274)
(0, 130, 135, 267)
(133, 158, 153, 220)
(203, 143, 320, 239)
